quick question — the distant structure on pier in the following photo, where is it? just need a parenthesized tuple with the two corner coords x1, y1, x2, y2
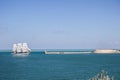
(93, 49, 120, 53)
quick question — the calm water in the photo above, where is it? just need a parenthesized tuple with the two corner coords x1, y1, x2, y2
(0, 52, 120, 80)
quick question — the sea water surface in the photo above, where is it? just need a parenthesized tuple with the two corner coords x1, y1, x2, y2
(0, 51, 120, 80)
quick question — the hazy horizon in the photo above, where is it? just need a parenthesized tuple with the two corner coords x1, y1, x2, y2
(0, 0, 120, 49)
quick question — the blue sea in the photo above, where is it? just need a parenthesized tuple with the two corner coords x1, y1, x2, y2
(0, 50, 120, 80)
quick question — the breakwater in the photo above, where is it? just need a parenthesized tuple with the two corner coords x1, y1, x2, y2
(44, 49, 93, 54)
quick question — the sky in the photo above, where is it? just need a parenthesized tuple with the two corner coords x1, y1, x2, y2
(0, 0, 120, 49)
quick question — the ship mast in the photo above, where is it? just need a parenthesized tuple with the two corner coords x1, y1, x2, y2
(16, 43, 22, 53)
(13, 44, 17, 53)
(22, 43, 31, 53)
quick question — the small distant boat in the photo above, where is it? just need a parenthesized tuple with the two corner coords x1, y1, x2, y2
(12, 43, 31, 56)
(89, 70, 114, 80)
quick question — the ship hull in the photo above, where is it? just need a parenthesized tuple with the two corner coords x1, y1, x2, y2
(12, 53, 29, 57)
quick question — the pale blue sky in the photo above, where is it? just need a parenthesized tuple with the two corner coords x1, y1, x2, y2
(0, 0, 120, 49)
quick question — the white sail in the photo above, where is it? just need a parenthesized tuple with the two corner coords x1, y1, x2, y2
(22, 43, 30, 53)
(12, 44, 17, 53)
(16, 43, 22, 53)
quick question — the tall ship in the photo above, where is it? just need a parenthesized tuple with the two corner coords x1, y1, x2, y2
(12, 43, 31, 55)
